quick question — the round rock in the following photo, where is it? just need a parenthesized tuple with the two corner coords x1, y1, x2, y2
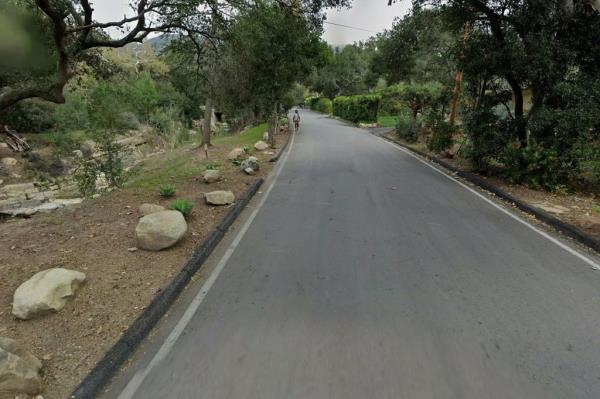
(202, 169, 222, 184)
(135, 210, 187, 251)
(205, 190, 235, 206)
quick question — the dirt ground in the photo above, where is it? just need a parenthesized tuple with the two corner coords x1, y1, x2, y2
(384, 131, 600, 241)
(0, 132, 287, 399)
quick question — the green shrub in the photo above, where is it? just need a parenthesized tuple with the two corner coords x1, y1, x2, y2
(205, 163, 219, 170)
(306, 96, 320, 110)
(72, 138, 127, 196)
(0, 99, 55, 132)
(54, 92, 90, 131)
(169, 198, 194, 216)
(159, 185, 176, 198)
(501, 142, 567, 190)
(427, 121, 455, 153)
(315, 98, 333, 114)
(332, 95, 381, 123)
(395, 112, 421, 143)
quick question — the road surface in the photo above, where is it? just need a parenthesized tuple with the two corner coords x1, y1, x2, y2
(105, 111, 600, 399)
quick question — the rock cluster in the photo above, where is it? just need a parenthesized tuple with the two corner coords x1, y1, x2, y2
(0, 182, 83, 217)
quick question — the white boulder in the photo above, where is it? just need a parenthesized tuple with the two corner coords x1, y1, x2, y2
(227, 148, 245, 160)
(205, 190, 235, 206)
(202, 169, 222, 184)
(12, 268, 87, 320)
(135, 210, 187, 251)
(0, 337, 43, 395)
(138, 203, 165, 216)
(244, 168, 256, 176)
(254, 141, 269, 151)
(1, 157, 18, 166)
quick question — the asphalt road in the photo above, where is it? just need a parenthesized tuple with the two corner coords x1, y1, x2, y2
(106, 111, 600, 399)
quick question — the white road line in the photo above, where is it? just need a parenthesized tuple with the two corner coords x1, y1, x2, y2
(378, 135, 600, 270)
(117, 131, 297, 399)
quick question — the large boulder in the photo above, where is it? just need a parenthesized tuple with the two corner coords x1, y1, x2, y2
(0, 337, 43, 395)
(240, 156, 260, 173)
(254, 141, 269, 151)
(227, 148, 245, 160)
(135, 210, 187, 251)
(12, 268, 87, 320)
(202, 169, 222, 184)
(1, 157, 18, 166)
(205, 190, 235, 206)
(138, 203, 165, 216)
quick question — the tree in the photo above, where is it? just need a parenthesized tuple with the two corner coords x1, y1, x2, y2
(0, 0, 218, 112)
(227, 0, 325, 145)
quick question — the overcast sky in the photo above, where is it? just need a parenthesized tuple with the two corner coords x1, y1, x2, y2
(323, 0, 410, 44)
(92, 0, 410, 45)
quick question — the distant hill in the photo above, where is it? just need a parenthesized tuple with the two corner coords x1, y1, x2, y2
(147, 34, 177, 52)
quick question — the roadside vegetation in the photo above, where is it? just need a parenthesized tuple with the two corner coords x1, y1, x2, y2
(303, 1, 600, 195)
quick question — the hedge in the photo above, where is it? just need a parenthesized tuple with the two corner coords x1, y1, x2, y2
(315, 98, 332, 114)
(332, 95, 381, 123)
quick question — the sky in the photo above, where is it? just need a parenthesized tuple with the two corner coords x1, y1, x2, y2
(92, 0, 411, 45)
(323, 0, 411, 44)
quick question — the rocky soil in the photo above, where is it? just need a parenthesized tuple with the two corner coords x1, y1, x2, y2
(0, 131, 288, 399)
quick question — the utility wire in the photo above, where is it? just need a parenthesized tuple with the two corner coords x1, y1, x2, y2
(323, 21, 377, 33)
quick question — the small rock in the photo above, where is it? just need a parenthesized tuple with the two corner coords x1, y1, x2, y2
(1, 157, 17, 166)
(138, 203, 165, 216)
(254, 141, 269, 151)
(12, 268, 86, 320)
(263, 151, 275, 155)
(127, 247, 138, 252)
(244, 168, 256, 175)
(205, 190, 235, 206)
(202, 169, 222, 184)
(240, 156, 260, 172)
(135, 210, 187, 251)
(0, 337, 43, 395)
(227, 148, 245, 160)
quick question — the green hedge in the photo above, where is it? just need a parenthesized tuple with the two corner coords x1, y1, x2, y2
(315, 98, 332, 114)
(306, 96, 333, 114)
(332, 95, 381, 123)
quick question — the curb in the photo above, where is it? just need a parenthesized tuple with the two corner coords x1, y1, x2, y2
(269, 131, 292, 163)
(70, 178, 264, 399)
(376, 133, 600, 254)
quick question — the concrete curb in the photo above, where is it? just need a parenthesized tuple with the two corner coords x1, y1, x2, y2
(269, 132, 292, 163)
(377, 133, 600, 254)
(70, 178, 264, 398)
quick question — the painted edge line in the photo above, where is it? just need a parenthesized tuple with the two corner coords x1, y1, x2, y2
(116, 124, 296, 399)
(373, 132, 600, 270)
(69, 178, 264, 399)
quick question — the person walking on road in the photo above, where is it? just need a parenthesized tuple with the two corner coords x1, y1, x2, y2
(293, 109, 301, 133)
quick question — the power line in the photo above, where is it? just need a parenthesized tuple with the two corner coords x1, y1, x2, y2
(323, 21, 377, 33)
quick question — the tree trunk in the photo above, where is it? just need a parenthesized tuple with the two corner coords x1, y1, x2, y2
(267, 102, 278, 148)
(202, 97, 213, 146)
(506, 75, 527, 143)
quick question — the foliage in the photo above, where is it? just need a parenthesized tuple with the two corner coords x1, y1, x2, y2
(315, 98, 333, 114)
(427, 121, 455, 153)
(205, 163, 219, 170)
(395, 112, 421, 143)
(501, 143, 567, 191)
(282, 84, 307, 110)
(159, 185, 176, 198)
(72, 135, 127, 196)
(332, 95, 381, 123)
(169, 198, 194, 216)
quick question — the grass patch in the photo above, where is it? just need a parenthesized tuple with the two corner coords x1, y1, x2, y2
(378, 115, 399, 128)
(213, 123, 268, 148)
(126, 149, 205, 189)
